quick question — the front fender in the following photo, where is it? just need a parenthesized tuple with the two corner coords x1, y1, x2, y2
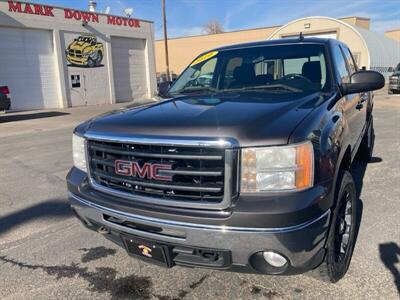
(289, 94, 351, 208)
(82, 45, 94, 53)
(322, 108, 352, 205)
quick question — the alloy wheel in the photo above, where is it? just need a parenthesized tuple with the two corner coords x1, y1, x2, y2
(334, 189, 353, 263)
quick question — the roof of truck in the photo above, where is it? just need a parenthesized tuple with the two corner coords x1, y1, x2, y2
(212, 37, 332, 52)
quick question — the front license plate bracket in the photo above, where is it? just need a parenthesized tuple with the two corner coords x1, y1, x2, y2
(122, 235, 175, 267)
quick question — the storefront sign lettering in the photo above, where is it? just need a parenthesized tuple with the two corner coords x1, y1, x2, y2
(7, 1, 140, 28)
(64, 9, 99, 23)
(107, 16, 140, 28)
(8, 1, 54, 16)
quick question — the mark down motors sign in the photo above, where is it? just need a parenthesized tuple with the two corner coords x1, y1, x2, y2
(7, 1, 141, 28)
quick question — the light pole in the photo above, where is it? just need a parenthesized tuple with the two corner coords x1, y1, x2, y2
(162, 0, 171, 82)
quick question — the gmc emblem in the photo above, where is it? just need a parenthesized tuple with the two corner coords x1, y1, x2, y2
(114, 160, 173, 182)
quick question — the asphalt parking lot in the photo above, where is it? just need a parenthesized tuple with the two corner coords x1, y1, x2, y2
(0, 95, 399, 300)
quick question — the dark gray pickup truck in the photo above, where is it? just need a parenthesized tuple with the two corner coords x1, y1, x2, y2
(388, 63, 400, 94)
(67, 38, 384, 283)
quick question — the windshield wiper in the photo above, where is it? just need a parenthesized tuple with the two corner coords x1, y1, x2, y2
(236, 84, 303, 93)
(174, 86, 218, 94)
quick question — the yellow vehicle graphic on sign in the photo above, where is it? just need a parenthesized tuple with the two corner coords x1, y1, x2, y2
(65, 35, 104, 67)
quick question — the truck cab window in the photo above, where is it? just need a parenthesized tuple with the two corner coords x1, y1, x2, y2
(342, 47, 358, 73)
(224, 57, 243, 88)
(333, 46, 350, 83)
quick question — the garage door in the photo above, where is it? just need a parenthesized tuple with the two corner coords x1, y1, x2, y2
(111, 37, 148, 102)
(0, 28, 59, 111)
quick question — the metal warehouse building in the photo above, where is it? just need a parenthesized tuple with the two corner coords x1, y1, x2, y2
(268, 17, 400, 74)
(0, 0, 157, 111)
(156, 16, 400, 79)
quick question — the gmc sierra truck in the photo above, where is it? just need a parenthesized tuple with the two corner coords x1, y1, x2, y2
(388, 63, 400, 94)
(67, 38, 384, 283)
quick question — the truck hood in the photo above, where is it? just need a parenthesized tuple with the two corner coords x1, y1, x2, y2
(68, 41, 90, 51)
(84, 91, 331, 147)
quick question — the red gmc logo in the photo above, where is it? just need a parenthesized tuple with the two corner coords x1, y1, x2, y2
(114, 160, 173, 182)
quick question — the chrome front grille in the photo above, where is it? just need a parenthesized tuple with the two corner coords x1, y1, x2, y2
(68, 49, 82, 57)
(389, 76, 399, 84)
(86, 137, 238, 209)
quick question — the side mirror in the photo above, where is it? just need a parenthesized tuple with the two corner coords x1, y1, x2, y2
(341, 70, 385, 95)
(158, 81, 172, 98)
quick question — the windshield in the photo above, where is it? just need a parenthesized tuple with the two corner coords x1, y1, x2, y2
(169, 44, 331, 96)
(396, 63, 400, 71)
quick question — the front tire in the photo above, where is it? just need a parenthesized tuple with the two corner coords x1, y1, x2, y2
(315, 171, 357, 283)
(95, 51, 103, 66)
(87, 57, 95, 68)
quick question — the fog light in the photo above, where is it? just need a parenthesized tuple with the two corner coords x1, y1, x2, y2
(262, 251, 287, 268)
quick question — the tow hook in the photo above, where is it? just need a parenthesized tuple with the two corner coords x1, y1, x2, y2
(97, 226, 110, 235)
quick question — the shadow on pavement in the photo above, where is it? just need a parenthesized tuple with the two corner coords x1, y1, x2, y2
(350, 157, 382, 248)
(0, 255, 153, 300)
(79, 247, 117, 263)
(0, 111, 69, 123)
(351, 156, 400, 295)
(0, 252, 210, 299)
(351, 157, 381, 197)
(379, 242, 400, 295)
(0, 199, 72, 236)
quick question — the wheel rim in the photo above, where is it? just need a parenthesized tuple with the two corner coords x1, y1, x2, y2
(334, 188, 353, 263)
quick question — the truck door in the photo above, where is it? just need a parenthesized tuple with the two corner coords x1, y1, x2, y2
(341, 45, 368, 150)
(332, 45, 365, 152)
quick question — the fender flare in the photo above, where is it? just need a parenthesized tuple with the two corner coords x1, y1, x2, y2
(320, 111, 352, 207)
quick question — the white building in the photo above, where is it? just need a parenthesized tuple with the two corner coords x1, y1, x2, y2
(0, 0, 157, 111)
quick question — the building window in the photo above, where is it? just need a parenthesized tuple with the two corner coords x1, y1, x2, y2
(71, 75, 81, 88)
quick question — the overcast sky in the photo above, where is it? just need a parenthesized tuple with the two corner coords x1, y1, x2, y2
(28, 0, 400, 39)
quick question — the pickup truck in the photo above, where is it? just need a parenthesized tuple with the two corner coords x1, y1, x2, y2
(0, 86, 11, 111)
(65, 35, 104, 68)
(388, 63, 400, 94)
(67, 38, 384, 283)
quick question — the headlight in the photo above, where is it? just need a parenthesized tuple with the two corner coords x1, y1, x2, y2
(241, 141, 314, 192)
(72, 134, 87, 172)
(82, 51, 90, 57)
